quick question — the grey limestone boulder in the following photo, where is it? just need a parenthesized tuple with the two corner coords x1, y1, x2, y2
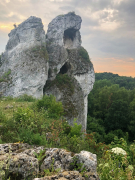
(40, 148, 73, 172)
(0, 143, 99, 180)
(0, 16, 48, 98)
(33, 171, 85, 180)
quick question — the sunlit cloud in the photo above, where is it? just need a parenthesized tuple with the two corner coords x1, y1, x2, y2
(5, 0, 10, 3)
(94, 57, 135, 77)
(0, 23, 13, 31)
(49, 0, 63, 1)
(129, 58, 134, 62)
(0, 0, 134, 77)
(113, 0, 124, 5)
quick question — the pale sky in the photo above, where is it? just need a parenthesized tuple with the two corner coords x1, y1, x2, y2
(0, 0, 135, 77)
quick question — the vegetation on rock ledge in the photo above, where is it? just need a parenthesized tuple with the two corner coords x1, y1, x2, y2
(30, 45, 49, 61)
(45, 74, 74, 94)
(78, 47, 90, 63)
(0, 69, 11, 83)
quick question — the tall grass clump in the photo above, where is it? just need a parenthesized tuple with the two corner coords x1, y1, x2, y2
(15, 94, 36, 102)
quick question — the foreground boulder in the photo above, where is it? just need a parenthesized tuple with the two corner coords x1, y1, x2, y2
(0, 143, 99, 180)
(33, 171, 85, 180)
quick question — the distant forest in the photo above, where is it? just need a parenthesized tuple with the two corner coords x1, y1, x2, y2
(95, 72, 135, 90)
(87, 72, 135, 143)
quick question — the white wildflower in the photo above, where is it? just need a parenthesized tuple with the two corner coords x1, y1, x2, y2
(111, 147, 127, 155)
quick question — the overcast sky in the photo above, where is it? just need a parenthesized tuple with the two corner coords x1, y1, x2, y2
(0, 0, 135, 77)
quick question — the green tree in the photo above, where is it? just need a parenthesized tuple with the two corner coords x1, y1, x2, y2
(128, 98, 135, 141)
(105, 100, 129, 132)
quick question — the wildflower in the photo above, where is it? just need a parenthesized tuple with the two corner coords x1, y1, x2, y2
(111, 147, 127, 155)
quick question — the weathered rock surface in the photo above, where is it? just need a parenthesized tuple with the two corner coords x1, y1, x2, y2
(0, 143, 99, 180)
(46, 12, 82, 80)
(33, 171, 85, 180)
(0, 12, 95, 130)
(45, 12, 95, 130)
(0, 16, 48, 98)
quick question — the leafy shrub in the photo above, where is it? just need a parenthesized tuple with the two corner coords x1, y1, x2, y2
(13, 107, 33, 124)
(98, 150, 134, 180)
(69, 119, 82, 137)
(62, 120, 71, 135)
(87, 116, 106, 142)
(18, 129, 47, 145)
(110, 136, 134, 165)
(84, 132, 110, 157)
(35, 95, 64, 119)
(0, 106, 51, 144)
(104, 132, 115, 144)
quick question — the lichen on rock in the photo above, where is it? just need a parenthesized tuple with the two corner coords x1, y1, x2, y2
(0, 143, 99, 180)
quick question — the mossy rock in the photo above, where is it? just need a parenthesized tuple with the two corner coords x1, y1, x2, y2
(0, 69, 11, 83)
(78, 47, 90, 63)
(63, 99, 78, 118)
(67, 47, 91, 64)
(44, 74, 74, 95)
(30, 45, 49, 61)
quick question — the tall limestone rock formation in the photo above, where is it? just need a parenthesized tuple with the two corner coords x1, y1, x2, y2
(44, 12, 95, 130)
(0, 12, 95, 130)
(0, 16, 48, 98)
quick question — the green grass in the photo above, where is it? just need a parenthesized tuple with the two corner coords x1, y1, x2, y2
(0, 95, 135, 179)
(0, 99, 32, 119)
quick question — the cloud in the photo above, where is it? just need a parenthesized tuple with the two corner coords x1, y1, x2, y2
(94, 57, 135, 77)
(0, 0, 134, 76)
